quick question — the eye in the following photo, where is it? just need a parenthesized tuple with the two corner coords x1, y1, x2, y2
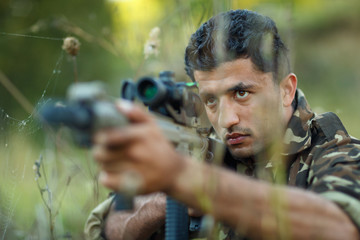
(235, 90, 249, 99)
(205, 97, 217, 107)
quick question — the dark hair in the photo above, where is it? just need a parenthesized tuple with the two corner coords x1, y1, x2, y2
(185, 9, 290, 82)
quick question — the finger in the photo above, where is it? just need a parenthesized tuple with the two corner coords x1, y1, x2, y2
(93, 128, 128, 147)
(99, 169, 144, 195)
(94, 123, 161, 147)
(92, 143, 128, 163)
(188, 207, 203, 217)
(115, 99, 154, 124)
(98, 160, 133, 173)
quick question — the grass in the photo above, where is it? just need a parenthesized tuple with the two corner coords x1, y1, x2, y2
(0, 132, 109, 239)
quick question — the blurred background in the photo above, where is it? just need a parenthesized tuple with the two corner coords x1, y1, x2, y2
(0, 0, 359, 239)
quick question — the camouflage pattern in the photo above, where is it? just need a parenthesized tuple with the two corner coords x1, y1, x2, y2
(222, 89, 360, 239)
(284, 89, 360, 229)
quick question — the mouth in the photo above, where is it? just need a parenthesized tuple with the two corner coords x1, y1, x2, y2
(225, 133, 251, 145)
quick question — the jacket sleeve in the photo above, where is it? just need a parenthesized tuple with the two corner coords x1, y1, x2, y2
(84, 196, 114, 240)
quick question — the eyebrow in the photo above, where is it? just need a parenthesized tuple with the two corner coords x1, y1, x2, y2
(226, 82, 256, 93)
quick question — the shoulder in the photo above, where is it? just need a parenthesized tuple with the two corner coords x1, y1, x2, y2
(308, 112, 360, 174)
(307, 112, 360, 230)
(305, 112, 360, 188)
(310, 112, 360, 153)
(306, 111, 360, 191)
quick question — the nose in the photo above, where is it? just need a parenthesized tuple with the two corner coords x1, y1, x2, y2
(218, 98, 240, 129)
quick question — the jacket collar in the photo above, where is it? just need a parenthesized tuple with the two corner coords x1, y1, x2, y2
(282, 89, 315, 155)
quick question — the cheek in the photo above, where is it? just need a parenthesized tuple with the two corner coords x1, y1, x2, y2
(252, 97, 282, 136)
(205, 109, 217, 126)
(205, 109, 221, 133)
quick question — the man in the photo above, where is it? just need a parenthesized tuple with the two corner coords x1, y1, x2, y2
(87, 9, 360, 239)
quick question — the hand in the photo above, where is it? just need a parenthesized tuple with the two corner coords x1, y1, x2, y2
(188, 207, 204, 217)
(93, 100, 185, 195)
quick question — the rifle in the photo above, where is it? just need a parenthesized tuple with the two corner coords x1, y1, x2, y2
(40, 71, 223, 240)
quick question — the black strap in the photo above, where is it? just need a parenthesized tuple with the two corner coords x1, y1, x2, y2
(314, 112, 349, 141)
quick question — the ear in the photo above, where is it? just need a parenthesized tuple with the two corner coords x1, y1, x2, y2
(280, 73, 297, 107)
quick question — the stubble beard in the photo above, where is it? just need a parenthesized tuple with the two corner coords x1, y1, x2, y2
(227, 139, 264, 159)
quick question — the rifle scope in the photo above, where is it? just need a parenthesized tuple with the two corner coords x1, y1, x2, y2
(122, 71, 202, 118)
(137, 71, 183, 110)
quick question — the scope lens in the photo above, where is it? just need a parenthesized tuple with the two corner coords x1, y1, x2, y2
(145, 86, 157, 99)
(137, 77, 166, 108)
(140, 84, 157, 100)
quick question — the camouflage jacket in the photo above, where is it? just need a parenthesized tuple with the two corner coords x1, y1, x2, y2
(284, 89, 360, 227)
(222, 89, 360, 239)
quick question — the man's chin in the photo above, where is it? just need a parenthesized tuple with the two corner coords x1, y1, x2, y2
(227, 140, 266, 159)
(227, 145, 255, 159)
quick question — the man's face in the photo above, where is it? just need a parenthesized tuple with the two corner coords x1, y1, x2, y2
(195, 58, 285, 159)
